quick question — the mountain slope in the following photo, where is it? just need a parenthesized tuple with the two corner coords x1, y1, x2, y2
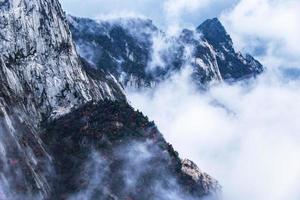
(68, 16, 263, 88)
(0, 0, 220, 199)
(43, 100, 220, 200)
(196, 18, 263, 80)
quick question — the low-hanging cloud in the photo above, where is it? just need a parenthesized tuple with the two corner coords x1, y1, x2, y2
(68, 141, 206, 200)
(127, 66, 300, 200)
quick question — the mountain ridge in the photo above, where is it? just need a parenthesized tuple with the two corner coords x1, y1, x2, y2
(68, 15, 263, 89)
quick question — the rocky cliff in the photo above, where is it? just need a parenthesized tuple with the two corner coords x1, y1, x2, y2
(0, 0, 122, 198)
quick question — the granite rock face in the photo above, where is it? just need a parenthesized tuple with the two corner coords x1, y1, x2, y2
(0, 0, 124, 120)
(0, 0, 123, 198)
(197, 18, 263, 81)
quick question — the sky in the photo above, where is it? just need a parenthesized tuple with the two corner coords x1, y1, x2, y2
(60, 0, 238, 29)
(60, 0, 300, 200)
(60, 0, 300, 69)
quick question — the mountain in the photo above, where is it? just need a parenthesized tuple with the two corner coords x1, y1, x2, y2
(42, 100, 221, 199)
(67, 16, 158, 88)
(68, 16, 263, 88)
(0, 0, 220, 199)
(196, 18, 263, 80)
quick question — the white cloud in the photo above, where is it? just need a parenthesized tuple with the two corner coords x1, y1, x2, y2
(221, 0, 300, 69)
(95, 11, 147, 21)
(162, 0, 238, 34)
(163, 0, 209, 34)
(60, 0, 165, 28)
(60, 0, 237, 32)
(127, 68, 300, 200)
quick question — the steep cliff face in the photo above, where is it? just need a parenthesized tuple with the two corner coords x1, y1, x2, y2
(0, 0, 220, 199)
(0, 0, 124, 120)
(0, 0, 124, 198)
(68, 16, 263, 88)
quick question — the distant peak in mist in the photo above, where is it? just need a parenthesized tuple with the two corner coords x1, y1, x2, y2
(197, 17, 233, 51)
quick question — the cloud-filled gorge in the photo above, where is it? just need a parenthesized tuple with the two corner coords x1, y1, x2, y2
(127, 66, 300, 200)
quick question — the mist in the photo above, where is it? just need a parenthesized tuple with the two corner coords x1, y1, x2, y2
(126, 64, 300, 200)
(68, 141, 208, 200)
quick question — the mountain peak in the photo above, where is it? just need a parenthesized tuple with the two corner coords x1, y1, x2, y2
(197, 18, 233, 51)
(199, 18, 222, 27)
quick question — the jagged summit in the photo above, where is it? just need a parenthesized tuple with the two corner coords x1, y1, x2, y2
(197, 18, 233, 51)
(195, 17, 263, 80)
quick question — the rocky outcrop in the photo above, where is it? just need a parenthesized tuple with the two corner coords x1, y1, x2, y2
(181, 159, 221, 196)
